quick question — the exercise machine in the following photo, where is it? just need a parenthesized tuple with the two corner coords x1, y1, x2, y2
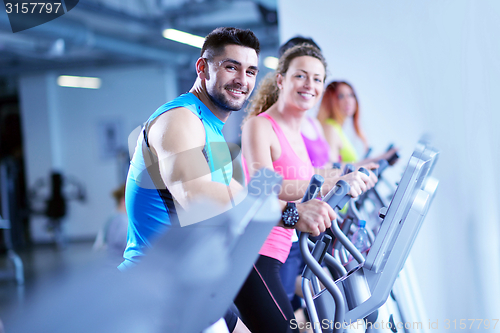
(5, 168, 283, 333)
(0, 159, 24, 285)
(299, 141, 439, 333)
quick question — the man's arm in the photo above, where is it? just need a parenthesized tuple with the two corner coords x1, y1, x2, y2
(147, 107, 241, 209)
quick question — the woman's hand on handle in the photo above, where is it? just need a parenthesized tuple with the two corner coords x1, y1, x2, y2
(356, 163, 379, 189)
(366, 169, 378, 189)
(351, 162, 379, 189)
(295, 200, 336, 236)
(356, 161, 379, 171)
(339, 171, 370, 198)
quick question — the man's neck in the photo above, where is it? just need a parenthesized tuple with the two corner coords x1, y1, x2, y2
(190, 80, 231, 123)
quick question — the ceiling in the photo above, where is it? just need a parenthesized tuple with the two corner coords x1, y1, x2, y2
(0, 0, 279, 77)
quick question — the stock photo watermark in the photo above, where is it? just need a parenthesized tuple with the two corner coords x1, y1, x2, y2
(3, 0, 79, 33)
(126, 125, 365, 227)
(290, 318, 500, 331)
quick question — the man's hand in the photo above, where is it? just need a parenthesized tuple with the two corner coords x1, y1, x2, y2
(295, 200, 336, 236)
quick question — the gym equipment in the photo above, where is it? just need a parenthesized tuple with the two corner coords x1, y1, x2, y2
(333, 159, 389, 266)
(299, 168, 370, 333)
(363, 147, 372, 159)
(299, 141, 439, 333)
(385, 141, 439, 333)
(4, 168, 283, 333)
(386, 144, 400, 166)
(0, 160, 24, 285)
(29, 171, 86, 248)
(345, 143, 437, 333)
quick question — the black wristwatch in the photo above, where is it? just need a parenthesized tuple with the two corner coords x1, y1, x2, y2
(282, 202, 299, 227)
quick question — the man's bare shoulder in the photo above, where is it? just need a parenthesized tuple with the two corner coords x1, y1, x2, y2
(148, 106, 206, 155)
(151, 106, 203, 130)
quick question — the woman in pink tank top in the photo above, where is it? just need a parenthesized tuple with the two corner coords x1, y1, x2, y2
(242, 112, 315, 263)
(235, 44, 375, 333)
(301, 115, 332, 168)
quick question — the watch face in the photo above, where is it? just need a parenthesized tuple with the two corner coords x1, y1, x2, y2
(283, 203, 299, 226)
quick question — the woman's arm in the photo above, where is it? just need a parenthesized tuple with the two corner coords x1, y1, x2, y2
(242, 116, 313, 201)
(243, 116, 376, 198)
(313, 167, 342, 179)
(242, 116, 336, 235)
(242, 115, 374, 235)
(354, 147, 400, 167)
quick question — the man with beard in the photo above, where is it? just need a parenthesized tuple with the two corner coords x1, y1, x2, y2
(119, 28, 261, 272)
(119, 27, 337, 332)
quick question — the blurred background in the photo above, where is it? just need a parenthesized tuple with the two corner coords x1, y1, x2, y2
(0, 0, 499, 331)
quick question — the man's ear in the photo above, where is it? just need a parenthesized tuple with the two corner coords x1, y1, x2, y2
(196, 58, 209, 80)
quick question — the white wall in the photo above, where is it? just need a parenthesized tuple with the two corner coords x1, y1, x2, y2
(19, 65, 178, 242)
(279, 0, 500, 326)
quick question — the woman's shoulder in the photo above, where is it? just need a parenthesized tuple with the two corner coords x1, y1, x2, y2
(301, 116, 320, 140)
(324, 117, 340, 127)
(241, 113, 279, 149)
(242, 113, 273, 132)
(320, 118, 343, 148)
(308, 116, 324, 130)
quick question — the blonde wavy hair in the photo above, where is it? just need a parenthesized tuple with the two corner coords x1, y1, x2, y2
(243, 43, 327, 124)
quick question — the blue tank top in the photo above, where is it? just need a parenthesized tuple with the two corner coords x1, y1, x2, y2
(119, 93, 233, 269)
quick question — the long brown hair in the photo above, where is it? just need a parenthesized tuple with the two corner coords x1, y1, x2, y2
(317, 81, 368, 148)
(243, 43, 327, 123)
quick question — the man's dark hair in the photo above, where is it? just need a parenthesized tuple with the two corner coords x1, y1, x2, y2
(201, 27, 260, 61)
(279, 36, 321, 57)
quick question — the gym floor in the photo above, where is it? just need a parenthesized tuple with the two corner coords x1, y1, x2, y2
(0, 241, 99, 315)
(0, 242, 315, 333)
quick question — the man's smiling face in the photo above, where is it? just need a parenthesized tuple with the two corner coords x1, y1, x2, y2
(204, 44, 259, 112)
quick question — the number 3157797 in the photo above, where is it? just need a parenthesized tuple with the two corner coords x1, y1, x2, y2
(444, 319, 498, 330)
(5, 3, 62, 14)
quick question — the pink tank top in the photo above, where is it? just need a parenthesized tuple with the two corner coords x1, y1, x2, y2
(301, 117, 330, 168)
(243, 113, 314, 263)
